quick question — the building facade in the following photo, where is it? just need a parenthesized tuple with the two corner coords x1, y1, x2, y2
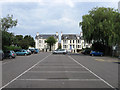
(61, 32, 91, 53)
(35, 32, 59, 51)
(118, 1, 120, 13)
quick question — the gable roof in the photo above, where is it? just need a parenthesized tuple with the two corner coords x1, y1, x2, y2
(35, 34, 58, 39)
(61, 34, 83, 40)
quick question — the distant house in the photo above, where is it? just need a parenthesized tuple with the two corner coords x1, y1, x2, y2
(35, 32, 59, 52)
(118, 1, 120, 13)
(61, 32, 91, 53)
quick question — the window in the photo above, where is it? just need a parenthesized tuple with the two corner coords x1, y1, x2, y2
(78, 45, 79, 48)
(78, 40, 79, 43)
(64, 40, 67, 43)
(73, 40, 74, 43)
(70, 40, 71, 43)
(70, 45, 72, 49)
(63, 45, 66, 48)
(39, 40, 41, 43)
(73, 45, 74, 48)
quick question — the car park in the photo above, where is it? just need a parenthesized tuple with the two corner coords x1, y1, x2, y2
(15, 49, 29, 56)
(53, 49, 67, 54)
(4, 50, 16, 59)
(90, 51, 103, 56)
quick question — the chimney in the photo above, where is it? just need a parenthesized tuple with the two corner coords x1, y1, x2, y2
(37, 32, 39, 36)
(56, 32, 58, 36)
(61, 32, 63, 36)
(80, 32, 83, 37)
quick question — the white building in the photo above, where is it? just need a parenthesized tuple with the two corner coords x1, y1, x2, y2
(118, 1, 120, 13)
(35, 32, 59, 51)
(61, 32, 91, 53)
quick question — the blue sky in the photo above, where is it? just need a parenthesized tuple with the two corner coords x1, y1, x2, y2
(1, 0, 119, 38)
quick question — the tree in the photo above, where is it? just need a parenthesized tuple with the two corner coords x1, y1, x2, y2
(24, 35, 35, 47)
(1, 14, 17, 31)
(58, 44, 62, 49)
(79, 7, 120, 55)
(45, 36, 57, 51)
(18, 39, 29, 49)
(1, 15, 18, 50)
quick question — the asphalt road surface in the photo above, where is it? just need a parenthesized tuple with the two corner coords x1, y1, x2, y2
(1, 52, 119, 89)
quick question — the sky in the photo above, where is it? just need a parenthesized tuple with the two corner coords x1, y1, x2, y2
(0, 0, 119, 39)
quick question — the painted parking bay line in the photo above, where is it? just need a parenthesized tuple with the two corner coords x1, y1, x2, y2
(95, 59, 120, 62)
(68, 56, 116, 90)
(0, 53, 51, 90)
(27, 71, 89, 73)
(17, 78, 101, 81)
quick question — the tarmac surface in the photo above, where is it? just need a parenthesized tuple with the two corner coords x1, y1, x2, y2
(1, 52, 119, 89)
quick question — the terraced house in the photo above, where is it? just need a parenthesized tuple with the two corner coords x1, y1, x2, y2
(35, 32, 59, 52)
(61, 32, 91, 53)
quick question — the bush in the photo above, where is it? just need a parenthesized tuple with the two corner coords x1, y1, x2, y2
(3, 46, 22, 51)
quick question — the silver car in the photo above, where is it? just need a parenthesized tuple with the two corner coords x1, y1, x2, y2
(53, 49, 67, 54)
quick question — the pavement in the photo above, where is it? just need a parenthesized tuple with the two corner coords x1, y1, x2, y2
(1, 52, 119, 89)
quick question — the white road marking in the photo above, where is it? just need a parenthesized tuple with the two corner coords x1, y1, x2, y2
(34, 66, 84, 68)
(0, 53, 51, 89)
(27, 71, 89, 73)
(17, 79, 101, 81)
(68, 56, 116, 89)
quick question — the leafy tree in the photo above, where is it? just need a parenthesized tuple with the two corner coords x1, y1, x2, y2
(58, 44, 62, 49)
(14, 35, 23, 46)
(18, 39, 29, 49)
(79, 7, 120, 55)
(45, 36, 57, 51)
(1, 14, 18, 50)
(1, 14, 17, 31)
(24, 35, 35, 47)
(1, 15, 35, 50)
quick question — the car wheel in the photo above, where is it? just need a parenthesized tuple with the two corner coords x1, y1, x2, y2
(92, 54, 94, 56)
(9, 56, 12, 59)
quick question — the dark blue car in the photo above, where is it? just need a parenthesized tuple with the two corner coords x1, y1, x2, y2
(34, 49, 39, 54)
(90, 51, 103, 56)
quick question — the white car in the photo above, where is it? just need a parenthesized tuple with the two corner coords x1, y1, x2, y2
(27, 50, 32, 55)
(53, 49, 67, 54)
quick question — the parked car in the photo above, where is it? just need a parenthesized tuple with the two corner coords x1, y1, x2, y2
(118, 55, 120, 59)
(90, 51, 103, 56)
(53, 49, 67, 54)
(34, 49, 39, 54)
(0, 50, 4, 60)
(27, 49, 32, 55)
(4, 50, 16, 59)
(81, 49, 91, 55)
(15, 49, 29, 56)
(29, 49, 35, 54)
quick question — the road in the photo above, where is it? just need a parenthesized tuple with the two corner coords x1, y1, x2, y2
(1, 52, 119, 89)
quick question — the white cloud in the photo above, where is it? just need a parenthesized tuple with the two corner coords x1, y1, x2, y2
(41, 17, 76, 26)
(53, 0, 74, 8)
(0, 0, 119, 2)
